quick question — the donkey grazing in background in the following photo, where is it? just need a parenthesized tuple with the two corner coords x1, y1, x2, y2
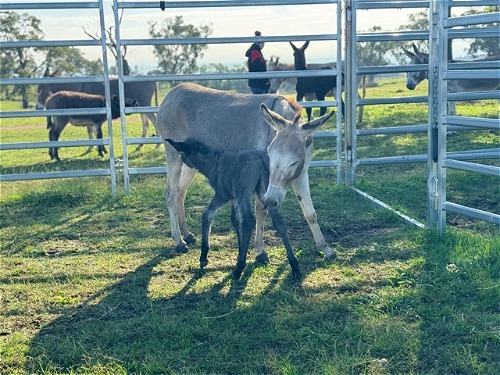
(45, 91, 137, 161)
(166, 138, 302, 280)
(37, 68, 158, 150)
(403, 43, 500, 115)
(290, 41, 344, 121)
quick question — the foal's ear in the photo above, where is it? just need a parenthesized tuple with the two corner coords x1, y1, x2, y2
(261, 104, 291, 131)
(301, 111, 334, 133)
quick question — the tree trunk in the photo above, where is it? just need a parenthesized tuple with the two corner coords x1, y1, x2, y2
(21, 85, 28, 109)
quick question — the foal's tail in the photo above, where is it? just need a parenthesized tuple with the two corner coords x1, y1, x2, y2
(46, 116, 53, 129)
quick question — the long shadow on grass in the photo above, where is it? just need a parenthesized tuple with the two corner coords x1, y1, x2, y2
(25, 249, 359, 374)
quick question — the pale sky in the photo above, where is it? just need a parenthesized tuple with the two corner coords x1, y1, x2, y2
(4, 1, 473, 73)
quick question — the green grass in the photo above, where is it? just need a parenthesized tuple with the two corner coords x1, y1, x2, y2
(1, 77, 499, 374)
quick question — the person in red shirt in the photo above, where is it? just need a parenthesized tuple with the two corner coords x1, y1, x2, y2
(245, 31, 271, 94)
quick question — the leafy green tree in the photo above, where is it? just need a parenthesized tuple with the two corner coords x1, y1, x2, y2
(198, 63, 247, 92)
(0, 11, 43, 106)
(43, 46, 103, 76)
(357, 26, 397, 85)
(148, 15, 213, 80)
(461, 6, 499, 57)
(394, 10, 429, 64)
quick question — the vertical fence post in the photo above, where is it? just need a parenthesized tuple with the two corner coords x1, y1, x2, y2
(99, 0, 117, 194)
(427, 0, 441, 229)
(336, 0, 343, 185)
(344, 0, 357, 186)
(437, 0, 449, 233)
(113, 0, 131, 193)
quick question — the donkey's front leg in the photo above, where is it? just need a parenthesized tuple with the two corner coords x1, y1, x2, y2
(291, 171, 336, 259)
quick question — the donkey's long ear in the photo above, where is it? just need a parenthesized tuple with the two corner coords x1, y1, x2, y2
(289, 41, 298, 52)
(261, 104, 292, 131)
(412, 43, 420, 55)
(301, 111, 334, 133)
(402, 46, 414, 59)
(301, 41, 310, 51)
(43, 67, 50, 77)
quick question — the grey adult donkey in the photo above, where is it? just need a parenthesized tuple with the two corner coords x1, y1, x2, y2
(156, 82, 336, 260)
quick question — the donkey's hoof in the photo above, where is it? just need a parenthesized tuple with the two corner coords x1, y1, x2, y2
(200, 259, 208, 268)
(184, 234, 196, 245)
(255, 252, 269, 264)
(175, 244, 189, 253)
(323, 251, 337, 261)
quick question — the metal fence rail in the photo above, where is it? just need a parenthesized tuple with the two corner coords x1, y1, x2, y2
(345, 0, 499, 230)
(0, 0, 118, 193)
(113, 0, 344, 192)
(431, 0, 500, 230)
(1, 0, 498, 230)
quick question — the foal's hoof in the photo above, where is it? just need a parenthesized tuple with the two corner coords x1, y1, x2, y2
(184, 234, 196, 245)
(175, 243, 189, 253)
(292, 269, 302, 281)
(255, 252, 270, 264)
(232, 269, 243, 280)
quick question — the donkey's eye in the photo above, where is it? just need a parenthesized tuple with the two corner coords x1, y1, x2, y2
(290, 161, 298, 167)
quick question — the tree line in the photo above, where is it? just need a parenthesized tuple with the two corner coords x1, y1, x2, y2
(1, 6, 498, 107)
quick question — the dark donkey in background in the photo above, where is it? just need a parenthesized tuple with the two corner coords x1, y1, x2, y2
(403, 43, 500, 115)
(37, 68, 158, 150)
(166, 137, 302, 280)
(45, 91, 137, 161)
(290, 41, 344, 121)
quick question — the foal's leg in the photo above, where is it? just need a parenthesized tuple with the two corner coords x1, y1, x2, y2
(268, 208, 301, 280)
(291, 171, 336, 259)
(254, 199, 270, 263)
(85, 125, 95, 153)
(94, 123, 107, 157)
(200, 194, 227, 268)
(231, 199, 256, 280)
(48, 117, 67, 162)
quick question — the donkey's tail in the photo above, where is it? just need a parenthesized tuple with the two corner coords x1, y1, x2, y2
(46, 116, 53, 129)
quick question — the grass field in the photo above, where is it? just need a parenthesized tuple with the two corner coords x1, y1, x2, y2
(1, 78, 499, 374)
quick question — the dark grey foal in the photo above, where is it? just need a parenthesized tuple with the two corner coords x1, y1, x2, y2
(166, 138, 301, 280)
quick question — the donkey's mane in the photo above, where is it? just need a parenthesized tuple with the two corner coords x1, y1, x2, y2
(286, 98, 303, 122)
